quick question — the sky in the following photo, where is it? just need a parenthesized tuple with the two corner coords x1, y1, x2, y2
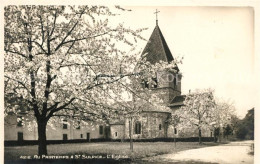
(111, 6, 256, 118)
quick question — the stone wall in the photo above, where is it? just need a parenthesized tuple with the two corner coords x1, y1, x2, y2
(110, 125, 125, 140)
(4, 114, 106, 141)
(124, 112, 170, 139)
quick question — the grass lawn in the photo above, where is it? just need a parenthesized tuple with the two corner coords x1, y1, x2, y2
(5, 142, 222, 163)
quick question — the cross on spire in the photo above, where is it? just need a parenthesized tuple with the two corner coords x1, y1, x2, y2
(154, 9, 160, 25)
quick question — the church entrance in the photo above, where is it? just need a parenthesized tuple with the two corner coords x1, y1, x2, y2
(17, 132, 23, 141)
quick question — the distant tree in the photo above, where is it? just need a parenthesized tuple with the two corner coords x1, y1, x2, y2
(236, 108, 254, 140)
(213, 127, 220, 142)
(176, 89, 216, 144)
(223, 124, 232, 139)
(236, 125, 248, 140)
(208, 100, 235, 142)
(4, 5, 150, 156)
(244, 108, 254, 140)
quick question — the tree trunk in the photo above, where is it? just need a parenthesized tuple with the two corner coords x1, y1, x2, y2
(129, 117, 133, 152)
(198, 128, 202, 144)
(214, 128, 217, 143)
(38, 120, 48, 156)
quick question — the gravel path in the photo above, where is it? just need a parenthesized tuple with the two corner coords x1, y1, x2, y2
(144, 140, 254, 164)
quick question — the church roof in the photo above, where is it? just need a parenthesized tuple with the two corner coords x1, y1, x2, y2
(169, 95, 186, 107)
(141, 25, 179, 71)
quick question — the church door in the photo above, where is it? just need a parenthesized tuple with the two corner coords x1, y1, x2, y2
(18, 132, 23, 141)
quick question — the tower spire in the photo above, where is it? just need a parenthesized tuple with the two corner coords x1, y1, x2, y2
(154, 9, 160, 25)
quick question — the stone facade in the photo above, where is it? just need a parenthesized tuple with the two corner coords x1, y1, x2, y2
(4, 113, 106, 141)
(110, 124, 125, 140)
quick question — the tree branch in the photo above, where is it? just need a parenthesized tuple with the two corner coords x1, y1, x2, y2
(39, 15, 45, 47)
(4, 49, 28, 58)
(49, 10, 57, 38)
(4, 75, 30, 94)
(32, 41, 47, 54)
(46, 97, 76, 120)
(55, 7, 87, 52)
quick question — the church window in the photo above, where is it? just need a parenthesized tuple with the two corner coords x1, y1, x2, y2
(80, 134, 83, 138)
(17, 116, 23, 127)
(152, 78, 158, 88)
(174, 128, 178, 134)
(115, 132, 118, 137)
(76, 121, 80, 129)
(159, 124, 162, 130)
(63, 120, 68, 129)
(173, 76, 177, 88)
(63, 134, 68, 140)
(17, 132, 23, 141)
(135, 121, 141, 134)
(99, 125, 103, 135)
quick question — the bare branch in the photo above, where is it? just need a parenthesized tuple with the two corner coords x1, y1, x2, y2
(55, 7, 87, 52)
(32, 41, 47, 54)
(46, 97, 76, 120)
(39, 16, 45, 47)
(59, 63, 97, 69)
(49, 10, 57, 37)
(5, 49, 28, 58)
(4, 75, 30, 93)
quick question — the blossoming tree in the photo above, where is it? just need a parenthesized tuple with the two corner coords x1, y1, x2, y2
(4, 5, 151, 155)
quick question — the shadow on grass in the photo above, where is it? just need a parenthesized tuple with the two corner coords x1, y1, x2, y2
(4, 159, 219, 164)
(5, 159, 127, 164)
(4, 142, 229, 164)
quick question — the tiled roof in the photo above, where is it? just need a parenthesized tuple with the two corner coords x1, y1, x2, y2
(169, 95, 186, 107)
(109, 120, 125, 125)
(141, 25, 179, 71)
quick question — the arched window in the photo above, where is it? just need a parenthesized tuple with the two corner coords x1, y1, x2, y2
(99, 125, 103, 135)
(17, 116, 23, 127)
(135, 121, 141, 134)
(152, 78, 158, 88)
(76, 120, 80, 129)
(63, 119, 67, 129)
(173, 77, 177, 88)
(174, 127, 178, 134)
(159, 124, 162, 130)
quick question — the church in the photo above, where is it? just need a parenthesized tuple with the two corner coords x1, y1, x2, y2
(4, 17, 211, 143)
(109, 20, 185, 140)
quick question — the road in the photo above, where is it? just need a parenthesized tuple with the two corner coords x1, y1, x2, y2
(148, 140, 254, 164)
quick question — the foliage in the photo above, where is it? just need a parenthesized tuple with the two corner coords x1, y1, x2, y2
(223, 124, 233, 138)
(4, 5, 180, 155)
(4, 5, 148, 121)
(4, 5, 165, 155)
(235, 108, 254, 140)
(208, 100, 235, 141)
(175, 89, 216, 143)
(236, 125, 248, 140)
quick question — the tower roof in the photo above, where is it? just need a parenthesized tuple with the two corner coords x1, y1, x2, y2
(141, 25, 179, 71)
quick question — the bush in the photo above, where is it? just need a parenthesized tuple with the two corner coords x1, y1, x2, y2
(236, 126, 248, 140)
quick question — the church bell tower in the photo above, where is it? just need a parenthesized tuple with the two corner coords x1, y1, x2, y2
(140, 11, 182, 105)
